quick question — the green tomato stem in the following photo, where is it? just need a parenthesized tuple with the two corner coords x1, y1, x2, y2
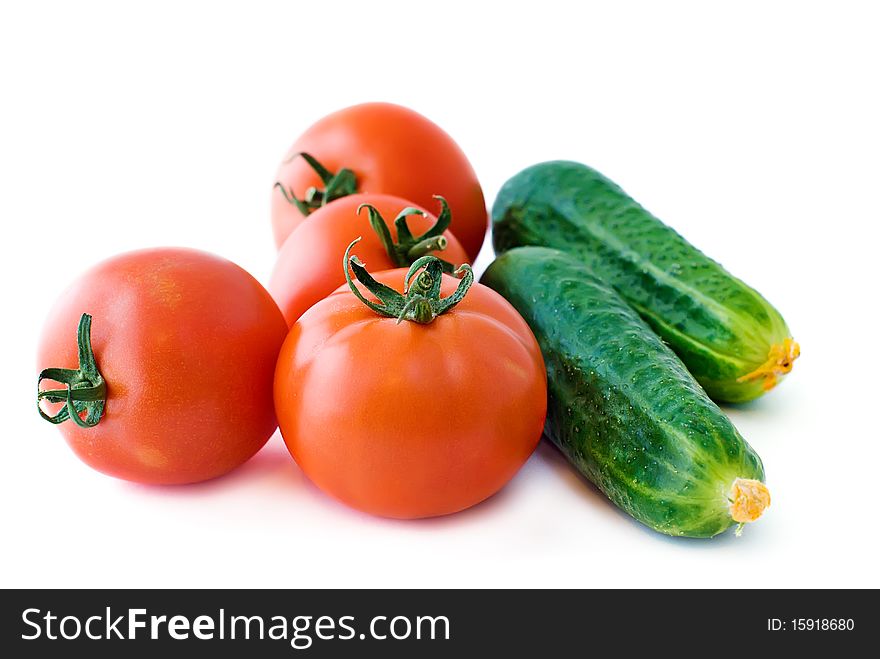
(343, 238, 473, 325)
(274, 152, 358, 215)
(37, 313, 106, 428)
(357, 195, 458, 274)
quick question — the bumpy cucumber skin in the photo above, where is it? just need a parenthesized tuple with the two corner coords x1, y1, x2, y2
(491, 161, 792, 403)
(481, 247, 765, 537)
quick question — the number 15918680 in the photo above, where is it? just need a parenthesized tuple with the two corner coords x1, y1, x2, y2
(768, 619, 855, 631)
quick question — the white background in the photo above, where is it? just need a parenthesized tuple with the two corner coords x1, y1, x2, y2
(2, 1, 878, 588)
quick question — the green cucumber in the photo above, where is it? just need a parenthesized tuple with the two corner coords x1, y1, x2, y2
(481, 247, 769, 538)
(492, 161, 798, 403)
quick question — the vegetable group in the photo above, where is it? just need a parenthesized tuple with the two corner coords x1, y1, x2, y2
(35, 100, 795, 539)
(492, 161, 798, 403)
(272, 102, 488, 260)
(273, 244, 547, 518)
(36, 248, 288, 484)
(482, 247, 770, 537)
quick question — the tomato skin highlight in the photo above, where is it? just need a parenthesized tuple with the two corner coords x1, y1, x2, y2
(269, 193, 469, 326)
(273, 269, 547, 519)
(272, 102, 488, 260)
(37, 248, 288, 485)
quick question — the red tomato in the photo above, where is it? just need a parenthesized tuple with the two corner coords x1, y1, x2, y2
(273, 259, 547, 519)
(36, 248, 288, 485)
(269, 193, 469, 326)
(271, 102, 488, 260)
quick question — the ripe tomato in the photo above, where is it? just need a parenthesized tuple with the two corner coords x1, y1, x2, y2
(36, 248, 288, 485)
(271, 102, 488, 260)
(274, 251, 547, 518)
(269, 193, 469, 326)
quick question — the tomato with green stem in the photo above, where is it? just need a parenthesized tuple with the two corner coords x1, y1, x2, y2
(269, 193, 469, 326)
(273, 240, 547, 519)
(36, 248, 288, 485)
(271, 102, 488, 260)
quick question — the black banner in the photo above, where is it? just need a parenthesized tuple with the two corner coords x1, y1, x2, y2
(0, 589, 871, 656)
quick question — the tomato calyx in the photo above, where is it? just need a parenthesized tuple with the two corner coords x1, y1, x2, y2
(359, 195, 457, 274)
(274, 152, 357, 216)
(37, 313, 106, 428)
(343, 238, 473, 324)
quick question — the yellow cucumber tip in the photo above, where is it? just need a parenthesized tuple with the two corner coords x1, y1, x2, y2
(736, 338, 800, 392)
(729, 478, 771, 525)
